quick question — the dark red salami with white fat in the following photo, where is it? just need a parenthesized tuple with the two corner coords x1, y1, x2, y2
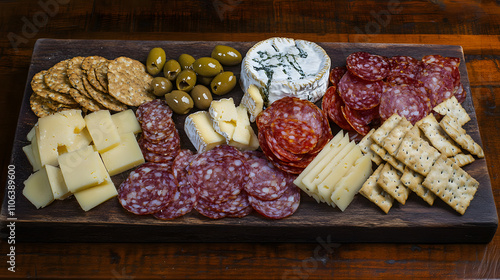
(249, 183, 301, 220)
(342, 105, 379, 136)
(198, 191, 250, 214)
(379, 83, 431, 125)
(118, 164, 177, 215)
(243, 150, 289, 201)
(386, 55, 424, 85)
(454, 82, 466, 103)
(417, 63, 457, 107)
(322, 85, 353, 131)
(139, 137, 179, 164)
(194, 201, 227, 219)
(226, 205, 253, 218)
(338, 71, 384, 110)
(264, 126, 305, 162)
(141, 100, 174, 133)
(346, 51, 390, 81)
(136, 99, 172, 123)
(270, 118, 318, 155)
(329, 66, 347, 86)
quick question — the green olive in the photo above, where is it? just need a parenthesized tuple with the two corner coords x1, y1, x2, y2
(175, 69, 197, 92)
(163, 59, 181, 81)
(146, 47, 166, 75)
(210, 71, 237, 95)
(151, 77, 173, 96)
(190, 85, 213, 110)
(211, 45, 242, 66)
(197, 75, 213, 87)
(178, 54, 195, 70)
(192, 57, 223, 77)
(165, 90, 194, 114)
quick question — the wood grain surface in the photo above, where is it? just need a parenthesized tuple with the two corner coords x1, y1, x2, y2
(0, 0, 499, 279)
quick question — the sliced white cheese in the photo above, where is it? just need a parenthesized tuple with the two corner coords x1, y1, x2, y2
(27, 122, 37, 141)
(73, 163, 117, 212)
(185, 111, 226, 153)
(45, 164, 71, 200)
(84, 110, 121, 153)
(209, 98, 238, 142)
(23, 144, 41, 172)
(100, 132, 145, 176)
(240, 84, 264, 122)
(231, 105, 252, 145)
(22, 167, 55, 209)
(312, 141, 356, 189)
(330, 155, 372, 211)
(65, 128, 92, 153)
(111, 109, 142, 135)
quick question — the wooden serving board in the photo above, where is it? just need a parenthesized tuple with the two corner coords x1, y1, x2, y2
(1, 39, 497, 243)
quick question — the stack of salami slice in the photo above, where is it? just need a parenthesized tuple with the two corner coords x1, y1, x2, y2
(256, 96, 333, 174)
(323, 52, 464, 136)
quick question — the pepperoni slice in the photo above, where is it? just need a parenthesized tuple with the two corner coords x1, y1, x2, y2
(379, 83, 431, 125)
(338, 71, 384, 110)
(386, 55, 424, 85)
(270, 118, 318, 155)
(342, 105, 379, 136)
(346, 51, 390, 81)
(243, 150, 288, 201)
(118, 165, 177, 215)
(258, 130, 305, 174)
(249, 184, 301, 219)
(322, 85, 353, 131)
(329, 66, 347, 86)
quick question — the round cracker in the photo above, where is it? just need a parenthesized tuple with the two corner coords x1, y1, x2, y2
(31, 70, 78, 105)
(68, 88, 106, 112)
(44, 59, 73, 94)
(107, 57, 155, 106)
(82, 77, 127, 112)
(82, 56, 108, 73)
(29, 93, 55, 117)
(96, 60, 109, 91)
(87, 64, 107, 93)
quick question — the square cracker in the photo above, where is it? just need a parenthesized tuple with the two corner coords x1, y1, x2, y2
(450, 153, 475, 167)
(422, 156, 479, 215)
(433, 96, 470, 126)
(359, 129, 383, 165)
(370, 143, 405, 173)
(377, 163, 411, 205)
(417, 114, 461, 157)
(359, 164, 393, 214)
(371, 114, 402, 146)
(401, 167, 436, 206)
(440, 115, 484, 158)
(382, 117, 413, 156)
(395, 129, 441, 176)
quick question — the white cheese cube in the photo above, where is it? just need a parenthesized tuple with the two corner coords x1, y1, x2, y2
(58, 146, 108, 193)
(45, 165, 71, 200)
(74, 178, 117, 211)
(22, 167, 55, 209)
(84, 110, 121, 153)
(231, 105, 252, 146)
(185, 111, 226, 153)
(65, 128, 93, 153)
(100, 132, 145, 176)
(241, 84, 264, 122)
(330, 155, 372, 211)
(23, 144, 41, 172)
(209, 98, 238, 122)
(111, 109, 142, 135)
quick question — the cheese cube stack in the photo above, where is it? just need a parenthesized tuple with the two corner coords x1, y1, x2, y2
(294, 130, 373, 211)
(22, 109, 143, 211)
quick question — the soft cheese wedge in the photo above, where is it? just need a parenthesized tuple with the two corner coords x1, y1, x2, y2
(240, 84, 264, 122)
(209, 98, 238, 142)
(185, 111, 226, 153)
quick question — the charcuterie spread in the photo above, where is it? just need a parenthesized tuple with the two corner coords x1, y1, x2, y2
(19, 37, 486, 224)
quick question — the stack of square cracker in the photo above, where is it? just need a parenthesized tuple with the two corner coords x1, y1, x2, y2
(30, 56, 155, 117)
(358, 96, 483, 215)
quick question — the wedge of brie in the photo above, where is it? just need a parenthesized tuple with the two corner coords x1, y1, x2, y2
(240, 37, 331, 106)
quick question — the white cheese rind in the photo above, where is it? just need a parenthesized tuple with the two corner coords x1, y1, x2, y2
(241, 84, 264, 122)
(240, 37, 331, 105)
(184, 111, 226, 153)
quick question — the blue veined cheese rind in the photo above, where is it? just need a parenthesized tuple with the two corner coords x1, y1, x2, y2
(240, 37, 331, 106)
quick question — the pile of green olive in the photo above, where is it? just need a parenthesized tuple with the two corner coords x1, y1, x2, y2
(146, 45, 242, 114)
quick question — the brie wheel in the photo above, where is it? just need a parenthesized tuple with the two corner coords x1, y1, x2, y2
(240, 37, 331, 105)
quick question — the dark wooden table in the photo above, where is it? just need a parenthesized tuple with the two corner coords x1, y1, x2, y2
(1, 0, 499, 279)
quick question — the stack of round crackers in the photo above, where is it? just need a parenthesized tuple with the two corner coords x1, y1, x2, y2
(30, 56, 155, 117)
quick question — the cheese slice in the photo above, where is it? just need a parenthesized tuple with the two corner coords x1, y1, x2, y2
(45, 164, 71, 200)
(100, 132, 145, 176)
(111, 109, 142, 135)
(241, 84, 264, 122)
(209, 98, 238, 142)
(231, 105, 251, 145)
(330, 155, 372, 211)
(316, 145, 362, 206)
(73, 175, 117, 211)
(65, 128, 92, 153)
(22, 167, 55, 209)
(185, 111, 226, 153)
(84, 110, 121, 153)
(23, 144, 41, 172)
(27, 122, 37, 141)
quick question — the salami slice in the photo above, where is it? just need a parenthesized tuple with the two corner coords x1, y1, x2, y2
(264, 126, 304, 162)
(386, 55, 424, 85)
(346, 51, 390, 81)
(329, 66, 347, 86)
(453, 82, 466, 103)
(322, 85, 353, 130)
(141, 129, 180, 155)
(338, 71, 384, 110)
(418, 64, 457, 107)
(139, 137, 179, 164)
(194, 201, 227, 219)
(341, 105, 379, 136)
(379, 83, 431, 125)
(226, 205, 253, 218)
(152, 182, 196, 220)
(141, 100, 174, 133)
(136, 99, 173, 124)
(172, 149, 195, 179)
(249, 184, 301, 219)
(258, 131, 304, 174)
(118, 165, 177, 215)
(270, 118, 318, 155)
(199, 191, 250, 214)
(243, 150, 288, 201)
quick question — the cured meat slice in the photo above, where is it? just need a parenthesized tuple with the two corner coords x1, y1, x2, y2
(194, 201, 227, 219)
(249, 184, 301, 219)
(152, 182, 197, 220)
(226, 205, 253, 218)
(386, 55, 424, 85)
(139, 137, 179, 164)
(198, 191, 250, 214)
(141, 100, 174, 133)
(258, 131, 305, 174)
(172, 149, 195, 179)
(187, 145, 248, 204)
(264, 126, 304, 162)
(346, 51, 390, 81)
(418, 64, 457, 107)
(136, 99, 172, 123)
(270, 118, 318, 155)
(379, 83, 431, 125)
(141, 129, 180, 155)
(422, 55, 460, 72)
(243, 150, 288, 201)
(338, 71, 384, 110)
(322, 85, 353, 130)
(453, 82, 466, 103)
(341, 105, 379, 136)
(329, 66, 347, 86)
(118, 165, 177, 215)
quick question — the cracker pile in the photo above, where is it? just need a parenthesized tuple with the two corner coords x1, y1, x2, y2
(358, 96, 483, 215)
(29, 56, 154, 117)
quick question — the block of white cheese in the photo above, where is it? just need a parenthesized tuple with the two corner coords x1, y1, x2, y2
(23, 144, 41, 172)
(185, 111, 226, 153)
(22, 167, 55, 209)
(209, 98, 238, 142)
(330, 155, 372, 211)
(312, 141, 356, 189)
(100, 132, 145, 176)
(45, 164, 71, 200)
(240, 37, 331, 105)
(64, 128, 93, 153)
(230, 105, 251, 146)
(36, 109, 86, 167)
(111, 109, 142, 135)
(84, 110, 121, 153)
(58, 145, 108, 193)
(73, 169, 117, 212)
(27, 122, 37, 141)
(240, 84, 264, 122)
